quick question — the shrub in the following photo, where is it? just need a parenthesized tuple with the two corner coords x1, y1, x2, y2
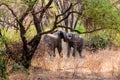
(0, 29, 8, 50)
(0, 51, 7, 80)
(81, 0, 120, 46)
(75, 24, 85, 33)
(87, 35, 108, 52)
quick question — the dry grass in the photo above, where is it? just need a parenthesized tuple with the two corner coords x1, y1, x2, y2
(8, 41, 120, 80)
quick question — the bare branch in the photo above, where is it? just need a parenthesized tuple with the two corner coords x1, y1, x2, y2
(57, 11, 82, 24)
(20, 0, 38, 23)
(25, 20, 33, 32)
(58, 25, 120, 34)
(33, 6, 53, 15)
(73, 11, 81, 29)
(57, 3, 72, 18)
(0, 19, 18, 29)
(0, 3, 19, 23)
(38, 0, 53, 23)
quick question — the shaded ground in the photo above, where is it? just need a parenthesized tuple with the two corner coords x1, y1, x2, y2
(8, 41, 120, 80)
(9, 68, 117, 80)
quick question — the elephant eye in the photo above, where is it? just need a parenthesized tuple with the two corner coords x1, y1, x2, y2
(67, 34, 72, 39)
(68, 35, 71, 37)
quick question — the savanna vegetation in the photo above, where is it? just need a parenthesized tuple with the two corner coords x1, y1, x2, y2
(0, 0, 120, 79)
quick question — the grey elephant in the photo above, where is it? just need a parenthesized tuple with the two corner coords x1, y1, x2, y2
(43, 30, 66, 57)
(65, 32, 84, 57)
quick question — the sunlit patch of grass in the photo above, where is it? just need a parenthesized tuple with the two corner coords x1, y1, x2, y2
(44, 27, 52, 31)
(1, 28, 21, 43)
(75, 24, 85, 33)
(75, 24, 85, 37)
(0, 26, 38, 43)
(113, 33, 120, 46)
(25, 25, 37, 39)
(0, 25, 56, 45)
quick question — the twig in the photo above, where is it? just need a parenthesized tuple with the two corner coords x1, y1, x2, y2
(57, 11, 82, 24)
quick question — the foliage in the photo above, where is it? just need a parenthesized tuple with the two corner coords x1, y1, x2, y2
(0, 27, 37, 44)
(0, 28, 20, 48)
(0, 29, 8, 50)
(87, 35, 109, 51)
(0, 28, 9, 79)
(75, 24, 85, 32)
(0, 51, 7, 80)
(81, 0, 120, 31)
(81, 0, 120, 45)
(25, 26, 37, 39)
(22, 0, 36, 7)
(10, 62, 30, 75)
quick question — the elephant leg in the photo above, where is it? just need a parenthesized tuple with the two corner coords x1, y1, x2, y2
(67, 43, 71, 57)
(72, 47, 77, 57)
(48, 46, 52, 56)
(52, 47, 56, 57)
(57, 43, 63, 57)
(57, 46, 63, 58)
(53, 48, 56, 57)
(78, 47, 83, 57)
(72, 44, 77, 57)
(48, 52, 52, 56)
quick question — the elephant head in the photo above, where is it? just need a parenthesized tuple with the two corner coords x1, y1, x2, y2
(63, 32, 84, 57)
(66, 32, 73, 41)
(55, 30, 68, 42)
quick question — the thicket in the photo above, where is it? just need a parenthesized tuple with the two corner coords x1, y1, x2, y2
(76, 0, 120, 49)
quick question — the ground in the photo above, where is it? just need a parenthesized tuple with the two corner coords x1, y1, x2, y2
(8, 41, 120, 80)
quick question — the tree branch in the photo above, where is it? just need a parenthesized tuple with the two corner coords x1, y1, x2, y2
(19, 0, 38, 23)
(33, 6, 53, 15)
(0, 19, 18, 29)
(38, 0, 53, 23)
(57, 11, 82, 24)
(0, 3, 19, 24)
(56, 3, 72, 19)
(58, 25, 105, 34)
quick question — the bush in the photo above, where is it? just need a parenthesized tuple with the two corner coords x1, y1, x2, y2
(81, 0, 120, 29)
(87, 35, 108, 52)
(0, 51, 7, 80)
(75, 24, 85, 33)
(81, 0, 120, 45)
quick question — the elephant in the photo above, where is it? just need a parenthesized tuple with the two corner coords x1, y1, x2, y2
(65, 32, 84, 57)
(43, 30, 66, 57)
